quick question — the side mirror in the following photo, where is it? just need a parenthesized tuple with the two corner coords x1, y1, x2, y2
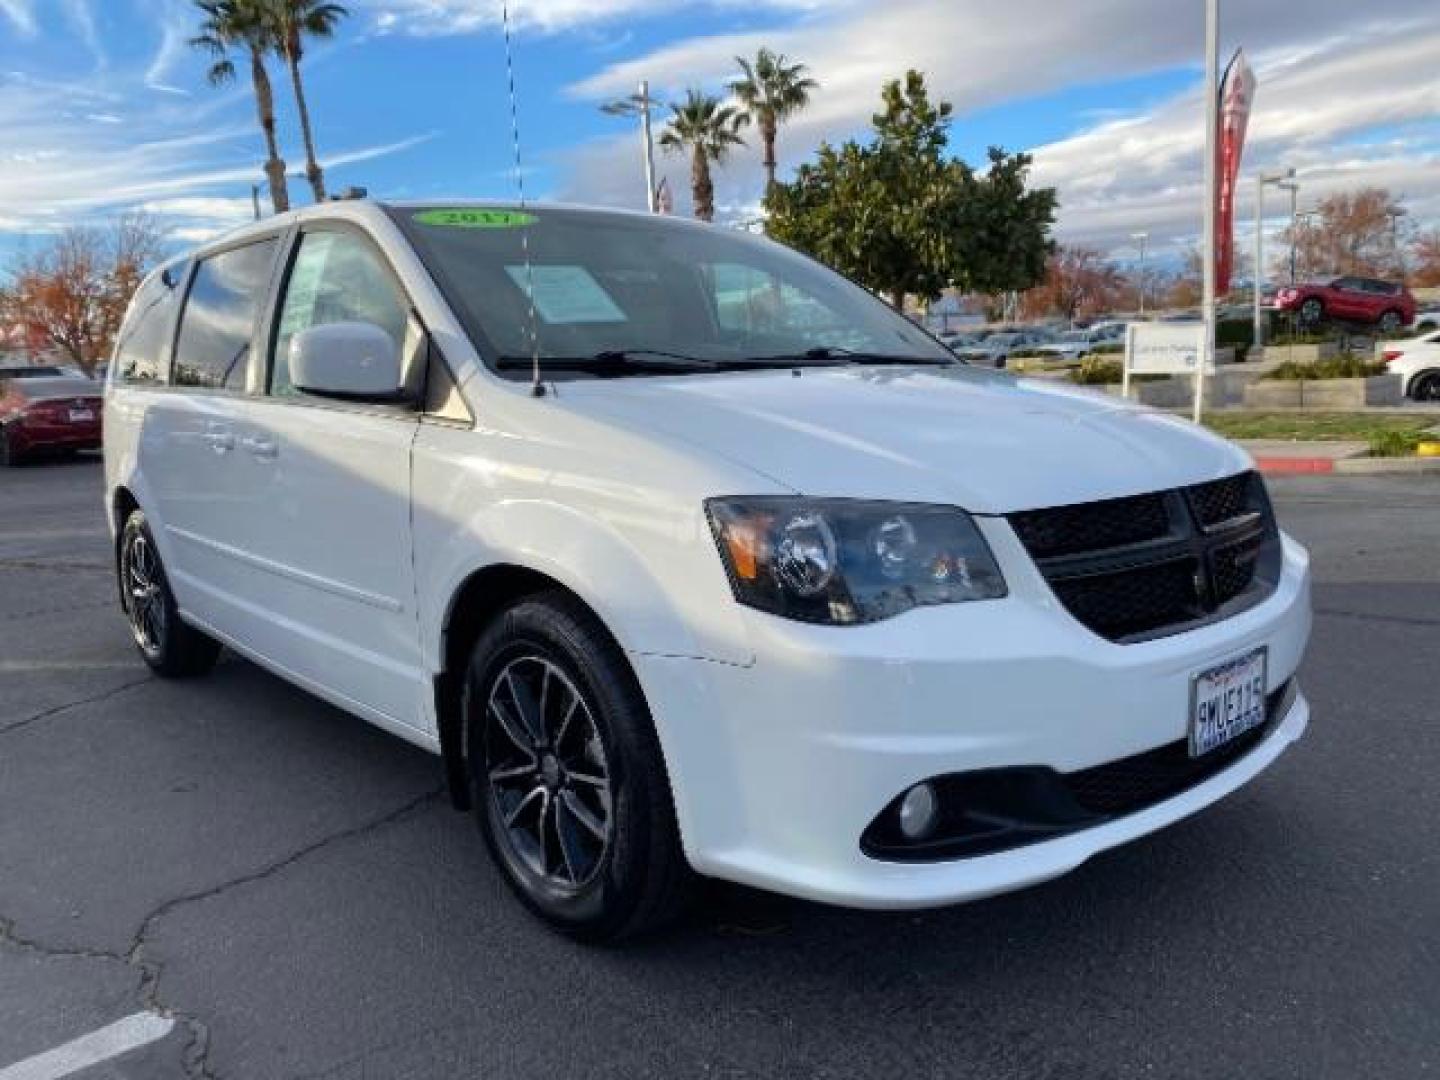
(289, 322, 408, 402)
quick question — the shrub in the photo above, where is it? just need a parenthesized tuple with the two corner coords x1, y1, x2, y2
(1091, 342, 1124, 355)
(1368, 429, 1423, 457)
(1070, 358, 1123, 385)
(1261, 354, 1388, 381)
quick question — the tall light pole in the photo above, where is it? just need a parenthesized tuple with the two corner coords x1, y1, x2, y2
(1253, 167, 1294, 350)
(1199, 0, 1219, 424)
(601, 80, 659, 212)
(1130, 231, 1149, 315)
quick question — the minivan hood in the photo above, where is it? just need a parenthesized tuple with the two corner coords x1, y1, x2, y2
(555, 364, 1250, 514)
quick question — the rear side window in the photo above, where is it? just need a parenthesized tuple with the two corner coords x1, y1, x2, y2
(270, 230, 409, 397)
(114, 265, 186, 384)
(173, 240, 279, 390)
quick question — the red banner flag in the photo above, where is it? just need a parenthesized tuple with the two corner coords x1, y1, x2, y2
(1215, 48, 1256, 296)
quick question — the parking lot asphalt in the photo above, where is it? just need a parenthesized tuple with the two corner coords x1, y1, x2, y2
(1, 457, 1436, 1079)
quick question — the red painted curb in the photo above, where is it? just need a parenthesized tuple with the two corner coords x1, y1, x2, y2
(1255, 457, 1336, 475)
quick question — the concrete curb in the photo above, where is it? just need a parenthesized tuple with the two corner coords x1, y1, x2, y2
(1256, 456, 1440, 476)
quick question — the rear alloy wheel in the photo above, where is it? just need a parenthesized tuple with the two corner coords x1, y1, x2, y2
(463, 593, 691, 941)
(1299, 298, 1324, 324)
(118, 510, 221, 677)
(1378, 310, 1403, 335)
(1411, 372, 1440, 403)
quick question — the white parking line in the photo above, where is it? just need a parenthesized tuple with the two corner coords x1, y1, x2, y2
(0, 1013, 175, 1080)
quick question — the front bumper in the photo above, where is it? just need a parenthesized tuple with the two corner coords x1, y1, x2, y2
(633, 529, 1312, 909)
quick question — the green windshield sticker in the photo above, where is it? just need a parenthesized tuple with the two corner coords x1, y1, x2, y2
(413, 208, 536, 228)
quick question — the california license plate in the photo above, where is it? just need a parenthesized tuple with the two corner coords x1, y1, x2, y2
(1189, 647, 1268, 757)
(68, 409, 94, 423)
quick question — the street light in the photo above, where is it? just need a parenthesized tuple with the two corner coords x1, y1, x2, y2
(1130, 231, 1149, 316)
(601, 80, 659, 213)
(1253, 167, 1295, 349)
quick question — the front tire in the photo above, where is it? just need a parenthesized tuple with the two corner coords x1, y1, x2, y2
(118, 511, 221, 677)
(462, 592, 691, 941)
(1378, 309, 1403, 335)
(1299, 297, 1324, 324)
(1410, 372, 1440, 402)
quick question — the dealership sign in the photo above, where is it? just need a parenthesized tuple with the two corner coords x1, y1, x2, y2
(1124, 323, 1214, 376)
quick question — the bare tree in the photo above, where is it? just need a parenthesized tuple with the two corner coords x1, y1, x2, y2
(2, 214, 168, 374)
(1277, 187, 1408, 281)
(1019, 246, 1126, 322)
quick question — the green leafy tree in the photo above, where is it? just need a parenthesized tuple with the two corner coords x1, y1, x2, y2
(767, 71, 1056, 310)
(191, 0, 290, 213)
(262, 0, 348, 203)
(731, 49, 818, 196)
(658, 90, 749, 223)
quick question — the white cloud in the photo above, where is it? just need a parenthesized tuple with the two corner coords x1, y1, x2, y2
(355, 0, 840, 36)
(0, 0, 36, 37)
(61, 0, 105, 68)
(144, 0, 192, 92)
(557, 0, 1440, 248)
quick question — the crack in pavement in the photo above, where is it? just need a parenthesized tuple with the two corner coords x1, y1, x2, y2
(1314, 606, 1440, 629)
(0, 599, 115, 624)
(0, 785, 444, 1079)
(0, 677, 152, 737)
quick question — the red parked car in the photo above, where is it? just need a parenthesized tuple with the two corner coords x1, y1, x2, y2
(0, 374, 103, 465)
(1274, 275, 1416, 333)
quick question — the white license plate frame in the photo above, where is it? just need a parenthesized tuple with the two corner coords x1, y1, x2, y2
(1188, 647, 1269, 758)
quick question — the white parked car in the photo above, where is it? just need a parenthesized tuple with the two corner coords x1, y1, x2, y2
(953, 330, 1049, 368)
(104, 201, 1312, 940)
(1382, 330, 1440, 400)
(1035, 328, 1113, 361)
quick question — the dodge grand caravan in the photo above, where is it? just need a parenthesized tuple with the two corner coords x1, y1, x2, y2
(104, 200, 1312, 940)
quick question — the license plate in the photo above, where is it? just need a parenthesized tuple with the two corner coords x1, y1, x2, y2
(68, 409, 94, 423)
(1189, 647, 1268, 757)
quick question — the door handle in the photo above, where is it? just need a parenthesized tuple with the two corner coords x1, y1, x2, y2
(203, 425, 234, 454)
(242, 434, 278, 461)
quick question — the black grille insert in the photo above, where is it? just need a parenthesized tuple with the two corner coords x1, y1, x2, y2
(1008, 471, 1281, 643)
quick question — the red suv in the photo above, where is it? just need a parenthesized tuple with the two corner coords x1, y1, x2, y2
(1274, 275, 1416, 333)
(0, 374, 103, 465)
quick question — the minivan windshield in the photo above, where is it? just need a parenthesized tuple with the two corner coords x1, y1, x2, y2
(391, 206, 953, 378)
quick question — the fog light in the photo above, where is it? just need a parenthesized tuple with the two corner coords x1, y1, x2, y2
(897, 782, 939, 840)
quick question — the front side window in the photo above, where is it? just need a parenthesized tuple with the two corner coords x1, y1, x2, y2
(172, 241, 278, 390)
(270, 230, 410, 396)
(393, 207, 952, 378)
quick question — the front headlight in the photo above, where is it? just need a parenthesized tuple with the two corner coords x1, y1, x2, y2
(705, 498, 1007, 625)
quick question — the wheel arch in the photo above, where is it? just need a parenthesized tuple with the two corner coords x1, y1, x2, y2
(433, 563, 643, 811)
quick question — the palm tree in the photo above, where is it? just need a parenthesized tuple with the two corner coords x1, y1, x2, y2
(658, 90, 748, 223)
(731, 49, 818, 197)
(191, 0, 290, 213)
(262, 0, 348, 203)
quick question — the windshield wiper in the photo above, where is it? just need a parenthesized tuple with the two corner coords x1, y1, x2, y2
(496, 349, 721, 375)
(744, 346, 951, 367)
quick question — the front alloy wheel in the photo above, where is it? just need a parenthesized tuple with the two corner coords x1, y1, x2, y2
(483, 655, 613, 889)
(463, 593, 691, 941)
(1299, 297, 1324, 324)
(1378, 310, 1402, 335)
(1412, 373, 1440, 402)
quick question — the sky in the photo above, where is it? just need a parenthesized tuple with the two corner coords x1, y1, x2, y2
(1, 0, 1438, 271)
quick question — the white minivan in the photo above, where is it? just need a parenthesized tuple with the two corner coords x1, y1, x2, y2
(105, 200, 1312, 940)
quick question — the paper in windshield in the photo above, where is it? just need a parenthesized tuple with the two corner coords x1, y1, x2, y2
(505, 265, 627, 325)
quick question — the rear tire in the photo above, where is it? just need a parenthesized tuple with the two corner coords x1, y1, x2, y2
(118, 510, 221, 677)
(462, 591, 691, 941)
(0, 426, 21, 467)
